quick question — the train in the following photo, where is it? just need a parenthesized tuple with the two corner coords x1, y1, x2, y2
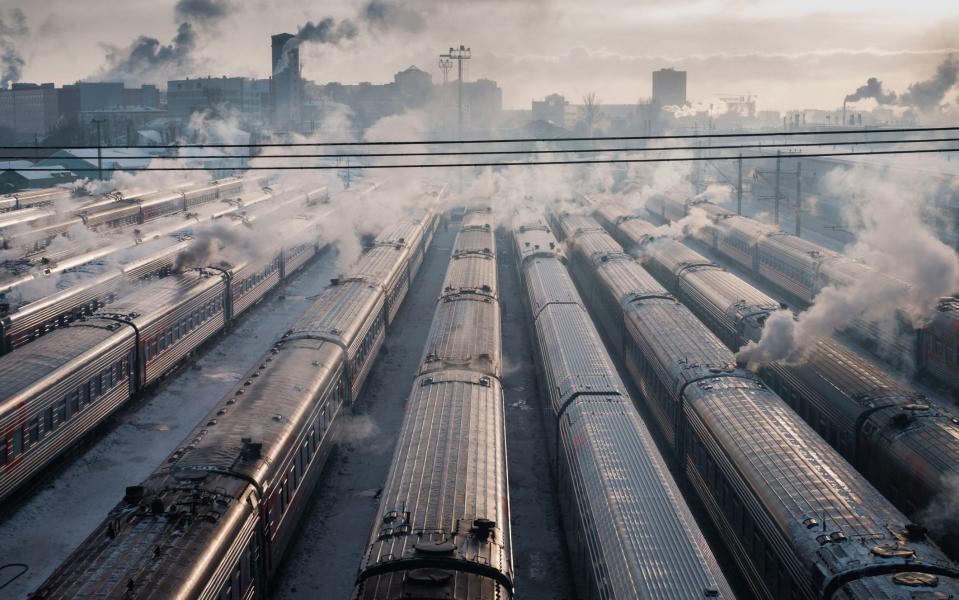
(0, 197, 341, 503)
(0, 176, 268, 256)
(552, 210, 959, 599)
(512, 218, 733, 598)
(0, 185, 328, 355)
(0, 187, 75, 212)
(355, 204, 513, 600)
(644, 194, 959, 394)
(596, 204, 959, 558)
(29, 201, 440, 599)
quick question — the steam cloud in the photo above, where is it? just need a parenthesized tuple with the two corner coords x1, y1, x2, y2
(174, 0, 231, 27)
(845, 57, 959, 112)
(900, 58, 959, 112)
(737, 165, 959, 368)
(99, 22, 197, 84)
(0, 8, 27, 89)
(363, 0, 426, 34)
(96, 1, 232, 84)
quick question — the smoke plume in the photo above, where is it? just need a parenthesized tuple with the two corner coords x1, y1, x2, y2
(0, 8, 27, 89)
(362, 0, 426, 34)
(900, 57, 959, 112)
(844, 77, 897, 105)
(174, 0, 231, 28)
(845, 58, 959, 112)
(276, 1, 430, 75)
(98, 22, 197, 84)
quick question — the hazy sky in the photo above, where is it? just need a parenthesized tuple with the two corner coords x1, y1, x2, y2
(6, 0, 959, 111)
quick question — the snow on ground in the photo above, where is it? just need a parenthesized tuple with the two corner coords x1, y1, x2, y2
(0, 250, 337, 598)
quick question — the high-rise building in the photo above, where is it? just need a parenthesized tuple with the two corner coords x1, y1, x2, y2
(271, 33, 302, 131)
(652, 68, 687, 107)
(0, 83, 60, 140)
(167, 76, 269, 121)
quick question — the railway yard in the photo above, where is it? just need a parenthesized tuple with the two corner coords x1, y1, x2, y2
(1, 173, 959, 600)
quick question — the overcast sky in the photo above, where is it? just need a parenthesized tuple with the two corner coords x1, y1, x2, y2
(5, 0, 958, 111)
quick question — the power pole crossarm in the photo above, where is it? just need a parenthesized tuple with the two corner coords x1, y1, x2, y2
(439, 45, 471, 136)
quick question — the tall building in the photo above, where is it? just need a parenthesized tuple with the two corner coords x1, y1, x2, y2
(652, 68, 687, 107)
(394, 66, 432, 108)
(532, 93, 567, 127)
(0, 83, 60, 140)
(271, 33, 302, 131)
(167, 76, 270, 121)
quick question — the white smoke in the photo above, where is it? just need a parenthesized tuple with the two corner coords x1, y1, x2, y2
(737, 164, 959, 367)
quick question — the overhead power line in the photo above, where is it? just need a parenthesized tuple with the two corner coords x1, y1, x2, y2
(12, 146, 959, 172)
(1, 125, 958, 151)
(0, 135, 956, 162)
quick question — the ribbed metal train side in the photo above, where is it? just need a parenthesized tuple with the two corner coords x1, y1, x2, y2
(31, 213, 437, 600)
(513, 220, 733, 600)
(555, 211, 959, 600)
(599, 206, 959, 559)
(356, 205, 513, 600)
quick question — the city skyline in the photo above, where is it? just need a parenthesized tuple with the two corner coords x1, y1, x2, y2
(4, 0, 958, 112)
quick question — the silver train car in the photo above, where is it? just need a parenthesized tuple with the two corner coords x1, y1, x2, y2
(355, 205, 513, 600)
(646, 196, 955, 390)
(0, 187, 74, 212)
(598, 205, 959, 559)
(0, 207, 343, 504)
(30, 208, 439, 599)
(0, 177, 270, 257)
(0, 186, 328, 354)
(554, 211, 959, 599)
(513, 219, 734, 599)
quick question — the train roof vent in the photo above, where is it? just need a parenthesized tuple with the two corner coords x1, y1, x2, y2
(893, 573, 939, 587)
(871, 544, 915, 558)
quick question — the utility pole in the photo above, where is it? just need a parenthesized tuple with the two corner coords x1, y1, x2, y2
(91, 118, 106, 181)
(737, 153, 743, 215)
(794, 161, 802, 236)
(774, 150, 781, 225)
(438, 57, 453, 84)
(440, 45, 471, 136)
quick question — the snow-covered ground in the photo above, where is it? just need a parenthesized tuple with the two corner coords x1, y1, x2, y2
(0, 249, 337, 598)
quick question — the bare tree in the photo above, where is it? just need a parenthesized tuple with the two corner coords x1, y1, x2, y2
(581, 92, 602, 136)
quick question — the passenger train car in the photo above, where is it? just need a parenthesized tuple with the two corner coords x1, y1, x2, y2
(513, 218, 733, 599)
(355, 204, 513, 600)
(30, 206, 439, 599)
(597, 204, 959, 559)
(0, 187, 74, 212)
(646, 195, 959, 393)
(0, 186, 328, 354)
(0, 177, 268, 256)
(0, 198, 352, 504)
(553, 211, 959, 599)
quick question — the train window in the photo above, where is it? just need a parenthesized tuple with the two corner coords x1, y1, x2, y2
(28, 417, 39, 443)
(12, 427, 23, 454)
(291, 464, 298, 489)
(69, 390, 80, 414)
(0, 439, 6, 465)
(936, 338, 944, 357)
(44, 407, 54, 433)
(57, 399, 66, 423)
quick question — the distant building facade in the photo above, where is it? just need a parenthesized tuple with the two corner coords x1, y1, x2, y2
(0, 83, 60, 140)
(167, 76, 271, 121)
(652, 68, 687, 107)
(532, 93, 567, 127)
